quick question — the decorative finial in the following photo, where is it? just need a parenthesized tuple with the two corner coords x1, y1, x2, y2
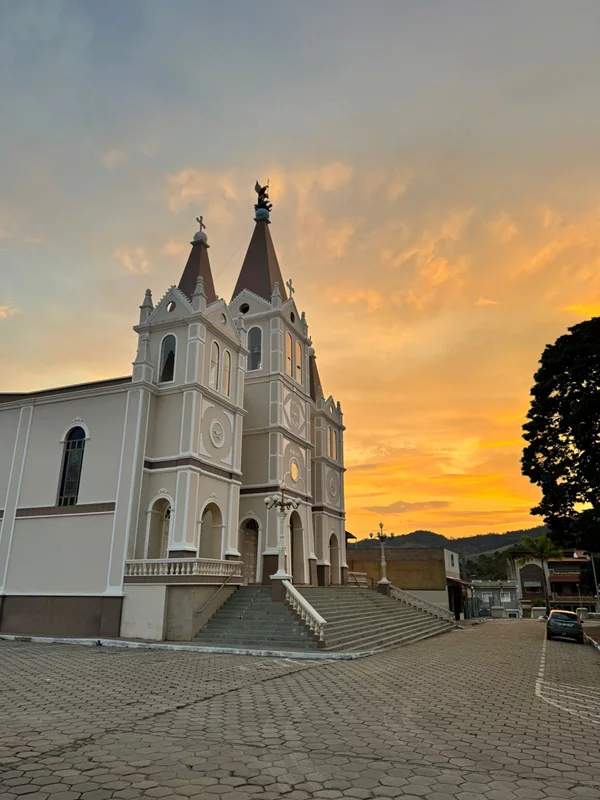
(254, 180, 272, 222)
(286, 279, 295, 297)
(193, 215, 208, 244)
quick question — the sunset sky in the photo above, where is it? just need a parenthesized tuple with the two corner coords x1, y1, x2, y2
(2, 2, 600, 539)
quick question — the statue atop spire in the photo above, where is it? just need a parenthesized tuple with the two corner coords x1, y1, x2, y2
(254, 180, 272, 222)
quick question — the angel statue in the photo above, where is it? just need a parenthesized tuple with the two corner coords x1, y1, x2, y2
(254, 181, 273, 212)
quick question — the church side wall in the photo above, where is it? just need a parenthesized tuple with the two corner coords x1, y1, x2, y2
(18, 393, 127, 507)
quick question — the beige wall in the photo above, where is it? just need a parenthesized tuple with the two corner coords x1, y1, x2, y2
(166, 584, 237, 640)
(409, 589, 450, 610)
(5, 513, 114, 594)
(346, 547, 447, 591)
(145, 393, 183, 460)
(17, 393, 127, 508)
(121, 584, 167, 640)
(444, 549, 461, 578)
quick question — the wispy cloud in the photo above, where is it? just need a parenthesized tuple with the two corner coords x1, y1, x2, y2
(0, 303, 19, 319)
(475, 297, 499, 306)
(102, 149, 127, 170)
(365, 499, 452, 514)
(113, 247, 149, 274)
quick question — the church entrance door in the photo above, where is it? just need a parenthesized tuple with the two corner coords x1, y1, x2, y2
(241, 520, 259, 584)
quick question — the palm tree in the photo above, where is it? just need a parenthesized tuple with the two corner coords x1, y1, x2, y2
(518, 533, 563, 615)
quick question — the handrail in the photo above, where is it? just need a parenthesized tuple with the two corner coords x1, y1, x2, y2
(388, 584, 455, 624)
(196, 574, 235, 623)
(125, 557, 243, 578)
(282, 580, 328, 644)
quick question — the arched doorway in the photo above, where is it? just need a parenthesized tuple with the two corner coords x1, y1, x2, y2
(289, 511, 305, 584)
(329, 533, 340, 585)
(240, 518, 259, 583)
(147, 499, 171, 559)
(198, 502, 224, 559)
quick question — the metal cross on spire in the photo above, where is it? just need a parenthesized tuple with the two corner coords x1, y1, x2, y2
(196, 215, 206, 232)
(286, 279, 295, 297)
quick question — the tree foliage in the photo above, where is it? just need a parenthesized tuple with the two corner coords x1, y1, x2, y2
(518, 533, 563, 614)
(465, 551, 508, 581)
(522, 317, 600, 549)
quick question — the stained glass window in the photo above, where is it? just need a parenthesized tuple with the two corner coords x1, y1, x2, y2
(58, 427, 86, 506)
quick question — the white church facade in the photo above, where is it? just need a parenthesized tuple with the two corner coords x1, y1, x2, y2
(0, 187, 347, 640)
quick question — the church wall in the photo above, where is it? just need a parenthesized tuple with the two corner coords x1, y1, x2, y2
(18, 393, 128, 508)
(4, 513, 114, 594)
(241, 379, 270, 430)
(0, 407, 20, 503)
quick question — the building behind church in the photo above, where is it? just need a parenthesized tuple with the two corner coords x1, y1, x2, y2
(0, 187, 347, 640)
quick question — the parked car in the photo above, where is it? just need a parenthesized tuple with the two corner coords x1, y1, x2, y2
(546, 610, 584, 643)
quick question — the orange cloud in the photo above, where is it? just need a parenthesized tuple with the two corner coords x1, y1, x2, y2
(0, 303, 19, 319)
(113, 247, 150, 274)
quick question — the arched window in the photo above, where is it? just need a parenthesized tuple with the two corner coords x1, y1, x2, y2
(221, 350, 231, 396)
(209, 341, 220, 389)
(332, 429, 338, 461)
(295, 341, 302, 384)
(58, 426, 86, 506)
(247, 327, 262, 371)
(159, 335, 176, 383)
(286, 333, 293, 377)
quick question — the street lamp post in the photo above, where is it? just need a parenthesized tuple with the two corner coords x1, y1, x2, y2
(370, 522, 391, 595)
(265, 482, 299, 601)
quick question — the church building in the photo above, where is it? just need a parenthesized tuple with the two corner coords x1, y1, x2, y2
(0, 186, 347, 640)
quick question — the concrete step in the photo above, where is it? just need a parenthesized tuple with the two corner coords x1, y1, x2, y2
(325, 618, 445, 648)
(333, 621, 452, 652)
(324, 615, 437, 643)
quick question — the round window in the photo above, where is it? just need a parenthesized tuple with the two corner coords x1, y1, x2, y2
(220, 313, 227, 325)
(166, 301, 176, 313)
(240, 303, 250, 314)
(290, 460, 299, 482)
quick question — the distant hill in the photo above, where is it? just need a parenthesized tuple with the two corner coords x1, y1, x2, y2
(350, 525, 546, 558)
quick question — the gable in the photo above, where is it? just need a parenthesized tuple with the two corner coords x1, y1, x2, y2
(204, 299, 242, 346)
(146, 286, 193, 326)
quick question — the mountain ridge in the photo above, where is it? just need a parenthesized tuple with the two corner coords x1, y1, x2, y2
(350, 525, 545, 558)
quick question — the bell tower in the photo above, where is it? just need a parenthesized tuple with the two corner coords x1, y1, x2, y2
(229, 184, 318, 588)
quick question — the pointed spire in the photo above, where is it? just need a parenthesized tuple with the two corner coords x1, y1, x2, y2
(309, 348, 323, 402)
(139, 289, 154, 323)
(271, 280, 282, 309)
(192, 275, 207, 312)
(231, 184, 288, 303)
(178, 218, 217, 304)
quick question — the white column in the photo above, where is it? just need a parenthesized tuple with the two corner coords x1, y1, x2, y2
(0, 405, 34, 592)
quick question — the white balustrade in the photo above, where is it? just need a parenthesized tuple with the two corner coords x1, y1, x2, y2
(124, 558, 243, 579)
(282, 580, 328, 644)
(389, 585, 455, 624)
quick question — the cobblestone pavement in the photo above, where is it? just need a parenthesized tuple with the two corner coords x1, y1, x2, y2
(1, 621, 599, 799)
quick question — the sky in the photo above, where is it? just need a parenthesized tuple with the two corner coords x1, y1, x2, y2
(2, 1, 600, 540)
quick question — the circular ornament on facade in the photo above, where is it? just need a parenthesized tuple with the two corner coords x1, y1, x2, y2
(290, 459, 300, 483)
(328, 473, 338, 498)
(209, 419, 225, 448)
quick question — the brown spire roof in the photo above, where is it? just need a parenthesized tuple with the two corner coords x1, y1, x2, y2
(309, 351, 322, 402)
(178, 240, 217, 304)
(231, 220, 288, 303)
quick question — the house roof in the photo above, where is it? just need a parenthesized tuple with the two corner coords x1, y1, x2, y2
(231, 219, 287, 303)
(0, 376, 132, 405)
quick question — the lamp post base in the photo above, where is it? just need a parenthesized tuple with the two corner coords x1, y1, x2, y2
(377, 579, 391, 596)
(270, 574, 292, 602)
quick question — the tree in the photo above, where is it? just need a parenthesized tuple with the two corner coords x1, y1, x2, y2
(465, 551, 508, 581)
(522, 317, 600, 549)
(517, 533, 563, 615)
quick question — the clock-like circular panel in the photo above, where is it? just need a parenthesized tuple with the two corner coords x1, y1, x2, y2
(290, 459, 300, 482)
(209, 419, 225, 448)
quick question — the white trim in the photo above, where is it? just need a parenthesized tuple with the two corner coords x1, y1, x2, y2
(59, 421, 91, 443)
(13, 511, 115, 520)
(0, 406, 34, 591)
(105, 391, 131, 592)
(157, 332, 177, 385)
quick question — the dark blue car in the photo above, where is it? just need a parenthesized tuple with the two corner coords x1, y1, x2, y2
(546, 610, 584, 644)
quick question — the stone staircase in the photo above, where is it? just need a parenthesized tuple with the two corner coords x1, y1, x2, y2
(194, 584, 454, 654)
(300, 587, 454, 652)
(194, 586, 318, 651)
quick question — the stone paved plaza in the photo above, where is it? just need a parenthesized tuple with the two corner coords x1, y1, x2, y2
(1, 622, 599, 799)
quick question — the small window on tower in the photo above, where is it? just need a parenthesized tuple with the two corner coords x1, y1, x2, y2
(247, 327, 262, 371)
(221, 350, 231, 396)
(286, 333, 293, 377)
(295, 341, 302, 384)
(159, 335, 176, 383)
(209, 341, 220, 389)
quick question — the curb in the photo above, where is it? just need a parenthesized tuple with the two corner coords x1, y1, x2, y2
(584, 634, 600, 653)
(0, 634, 371, 660)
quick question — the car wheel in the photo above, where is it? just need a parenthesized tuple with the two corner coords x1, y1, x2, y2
(546, 633, 552, 640)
